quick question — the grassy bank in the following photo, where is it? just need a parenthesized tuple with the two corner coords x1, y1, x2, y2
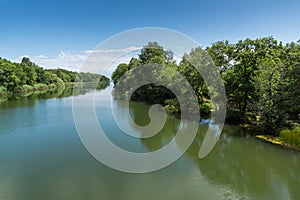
(279, 127, 300, 148)
(256, 127, 300, 151)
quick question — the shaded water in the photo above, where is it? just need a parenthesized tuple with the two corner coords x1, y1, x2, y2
(0, 87, 299, 200)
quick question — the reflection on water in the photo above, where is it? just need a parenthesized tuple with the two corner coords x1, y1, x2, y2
(187, 125, 300, 199)
(0, 87, 299, 200)
(105, 93, 300, 199)
(0, 86, 94, 134)
(0, 86, 94, 109)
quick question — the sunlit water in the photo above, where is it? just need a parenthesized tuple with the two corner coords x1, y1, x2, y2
(0, 87, 299, 200)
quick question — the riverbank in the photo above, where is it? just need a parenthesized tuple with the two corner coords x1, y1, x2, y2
(255, 135, 300, 152)
(1, 86, 300, 199)
(0, 83, 74, 98)
(0, 81, 110, 100)
(235, 119, 300, 152)
(0, 57, 110, 99)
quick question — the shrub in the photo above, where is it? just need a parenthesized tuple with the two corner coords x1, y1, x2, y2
(64, 82, 73, 87)
(164, 98, 180, 114)
(22, 85, 34, 92)
(164, 104, 180, 114)
(279, 127, 300, 147)
(48, 84, 57, 90)
(0, 86, 7, 96)
(13, 86, 22, 92)
(0, 86, 7, 92)
(33, 84, 48, 91)
(200, 102, 211, 117)
(13, 85, 33, 93)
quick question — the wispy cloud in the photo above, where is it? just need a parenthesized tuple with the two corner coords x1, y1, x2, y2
(85, 46, 142, 54)
(15, 46, 184, 77)
(16, 46, 142, 76)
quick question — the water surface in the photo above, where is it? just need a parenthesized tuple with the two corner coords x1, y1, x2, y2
(0, 87, 299, 200)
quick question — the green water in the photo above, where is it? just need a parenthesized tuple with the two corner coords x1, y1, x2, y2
(0, 87, 299, 200)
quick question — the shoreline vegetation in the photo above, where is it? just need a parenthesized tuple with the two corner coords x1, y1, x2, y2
(1, 38, 299, 152)
(111, 39, 300, 151)
(256, 129, 300, 151)
(0, 57, 110, 98)
(0, 82, 99, 101)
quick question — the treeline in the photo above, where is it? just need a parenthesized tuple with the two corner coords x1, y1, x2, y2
(207, 37, 299, 133)
(112, 39, 300, 134)
(112, 42, 217, 118)
(0, 57, 110, 94)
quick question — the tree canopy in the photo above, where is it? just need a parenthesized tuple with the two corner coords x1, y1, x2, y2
(112, 38, 300, 134)
(0, 57, 110, 93)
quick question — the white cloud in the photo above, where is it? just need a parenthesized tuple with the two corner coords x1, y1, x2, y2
(16, 46, 141, 77)
(15, 46, 184, 77)
(84, 46, 142, 54)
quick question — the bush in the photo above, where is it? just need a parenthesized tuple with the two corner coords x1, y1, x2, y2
(279, 127, 300, 147)
(22, 85, 34, 92)
(164, 98, 180, 114)
(0, 86, 7, 96)
(164, 104, 180, 114)
(12, 85, 34, 93)
(200, 102, 211, 117)
(0, 86, 7, 92)
(48, 84, 57, 90)
(33, 84, 48, 91)
(64, 82, 73, 87)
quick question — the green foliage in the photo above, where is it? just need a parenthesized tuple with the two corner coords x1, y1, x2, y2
(164, 98, 180, 114)
(0, 86, 7, 92)
(251, 52, 286, 133)
(21, 57, 34, 66)
(139, 42, 174, 65)
(48, 68, 77, 83)
(97, 75, 110, 89)
(200, 102, 211, 117)
(279, 128, 300, 147)
(0, 86, 7, 96)
(112, 42, 212, 116)
(111, 63, 131, 85)
(112, 42, 177, 105)
(76, 72, 110, 89)
(0, 57, 110, 93)
(112, 38, 300, 134)
(282, 41, 300, 119)
(33, 84, 48, 90)
(178, 50, 209, 103)
(48, 84, 57, 90)
(21, 85, 34, 92)
(207, 37, 300, 131)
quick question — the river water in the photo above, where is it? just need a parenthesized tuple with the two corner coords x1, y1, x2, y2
(0, 87, 299, 200)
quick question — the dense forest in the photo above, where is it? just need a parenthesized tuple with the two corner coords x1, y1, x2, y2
(0, 57, 110, 94)
(112, 38, 300, 139)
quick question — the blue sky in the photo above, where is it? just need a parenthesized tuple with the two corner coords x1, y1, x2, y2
(1, 0, 300, 70)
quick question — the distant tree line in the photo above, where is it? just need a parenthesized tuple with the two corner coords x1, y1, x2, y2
(112, 39, 300, 134)
(0, 57, 110, 94)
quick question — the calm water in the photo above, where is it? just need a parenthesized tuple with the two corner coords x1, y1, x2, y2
(0, 87, 299, 200)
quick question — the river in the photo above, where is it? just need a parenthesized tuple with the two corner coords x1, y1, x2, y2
(0, 87, 299, 200)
